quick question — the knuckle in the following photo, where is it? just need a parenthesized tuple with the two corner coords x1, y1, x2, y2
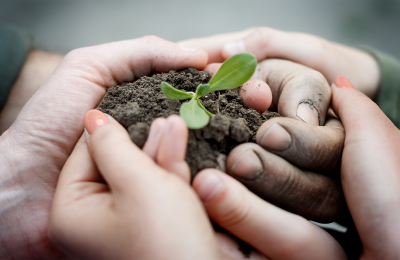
(253, 27, 273, 46)
(297, 69, 331, 93)
(215, 190, 252, 229)
(138, 35, 164, 44)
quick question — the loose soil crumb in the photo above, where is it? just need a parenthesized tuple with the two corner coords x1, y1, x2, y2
(98, 68, 280, 177)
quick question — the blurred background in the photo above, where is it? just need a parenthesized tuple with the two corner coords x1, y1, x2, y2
(1, 0, 400, 58)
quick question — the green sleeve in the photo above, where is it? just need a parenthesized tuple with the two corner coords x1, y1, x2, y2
(363, 49, 400, 128)
(0, 23, 32, 111)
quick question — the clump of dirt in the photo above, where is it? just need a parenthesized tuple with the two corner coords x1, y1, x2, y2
(98, 68, 280, 177)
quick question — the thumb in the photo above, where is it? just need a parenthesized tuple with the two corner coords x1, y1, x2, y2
(331, 76, 400, 254)
(83, 109, 167, 194)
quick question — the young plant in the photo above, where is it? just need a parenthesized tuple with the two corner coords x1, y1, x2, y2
(160, 53, 257, 129)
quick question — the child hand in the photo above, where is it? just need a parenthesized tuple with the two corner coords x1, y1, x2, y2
(48, 112, 220, 259)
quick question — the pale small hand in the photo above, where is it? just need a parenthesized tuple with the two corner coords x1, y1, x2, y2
(48, 112, 220, 259)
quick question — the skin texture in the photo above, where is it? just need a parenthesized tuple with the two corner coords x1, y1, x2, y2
(49, 111, 347, 260)
(191, 79, 400, 259)
(205, 60, 345, 222)
(179, 27, 383, 222)
(52, 77, 400, 259)
(331, 83, 400, 259)
(0, 36, 208, 259)
(179, 27, 380, 98)
(49, 115, 221, 259)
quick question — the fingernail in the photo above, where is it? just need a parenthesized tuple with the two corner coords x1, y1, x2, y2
(83, 110, 109, 135)
(223, 40, 246, 57)
(163, 117, 174, 137)
(147, 119, 162, 142)
(230, 150, 263, 180)
(179, 45, 198, 52)
(334, 75, 355, 89)
(197, 173, 223, 202)
(296, 102, 320, 126)
(259, 123, 292, 151)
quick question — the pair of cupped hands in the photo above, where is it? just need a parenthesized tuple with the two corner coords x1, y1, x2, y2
(1, 28, 400, 259)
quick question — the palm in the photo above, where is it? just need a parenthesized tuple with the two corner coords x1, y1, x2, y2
(0, 37, 208, 259)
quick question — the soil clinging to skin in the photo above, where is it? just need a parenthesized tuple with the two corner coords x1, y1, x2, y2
(98, 68, 280, 177)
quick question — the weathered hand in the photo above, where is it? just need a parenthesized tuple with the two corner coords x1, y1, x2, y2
(206, 60, 345, 222)
(0, 37, 207, 259)
(179, 27, 380, 98)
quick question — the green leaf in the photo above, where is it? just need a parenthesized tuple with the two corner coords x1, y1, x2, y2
(195, 84, 211, 99)
(180, 98, 210, 129)
(208, 53, 257, 92)
(197, 99, 214, 116)
(161, 82, 194, 100)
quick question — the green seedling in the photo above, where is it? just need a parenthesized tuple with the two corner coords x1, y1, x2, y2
(160, 53, 257, 129)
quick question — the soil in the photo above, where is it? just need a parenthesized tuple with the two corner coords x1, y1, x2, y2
(97, 68, 280, 258)
(97, 68, 280, 178)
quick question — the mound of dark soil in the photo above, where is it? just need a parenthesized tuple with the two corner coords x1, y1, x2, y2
(98, 68, 279, 177)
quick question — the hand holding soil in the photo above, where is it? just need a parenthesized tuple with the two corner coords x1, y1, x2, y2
(98, 58, 345, 222)
(0, 36, 209, 259)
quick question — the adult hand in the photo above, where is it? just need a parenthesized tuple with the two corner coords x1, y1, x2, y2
(192, 76, 400, 259)
(206, 59, 345, 222)
(0, 37, 207, 259)
(179, 27, 380, 98)
(49, 112, 220, 259)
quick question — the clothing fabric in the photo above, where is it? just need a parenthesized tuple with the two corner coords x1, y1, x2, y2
(0, 23, 32, 111)
(365, 49, 400, 128)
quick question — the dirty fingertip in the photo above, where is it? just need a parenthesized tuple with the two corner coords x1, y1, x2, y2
(240, 79, 272, 113)
(296, 102, 320, 126)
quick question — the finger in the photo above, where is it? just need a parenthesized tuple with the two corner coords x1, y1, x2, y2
(192, 169, 346, 259)
(14, 36, 208, 161)
(226, 143, 344, 222)
(331, 76, 400, 254)
(221, 27, 324, 63)
(84, 110, 164, 194)
(204, 63, 222, 76)
(142, 118, 167, 160)
(204, 63, 272, 113)
(156, 115, 191, 183)
(178, 29, 252, 63)
(241, 79, 272, 113)
(56, 133, 103, 189)
(220, 27, 379, 97)
(253, 59, 331, 126)
(255, 116, 344, 171)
